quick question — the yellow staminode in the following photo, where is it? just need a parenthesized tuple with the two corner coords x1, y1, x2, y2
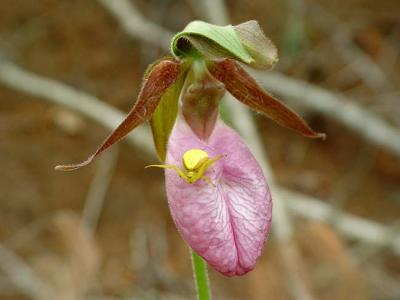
(182, 149, 209, 171)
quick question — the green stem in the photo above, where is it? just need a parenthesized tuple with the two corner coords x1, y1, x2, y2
(191, 250, 211, 300)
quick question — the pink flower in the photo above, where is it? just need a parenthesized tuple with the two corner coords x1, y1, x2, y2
(165, 116, 272, 276)
(55, 20, 324, 277)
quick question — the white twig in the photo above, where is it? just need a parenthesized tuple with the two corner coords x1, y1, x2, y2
(0, 59, 154, 154)
(0, 60, 398, 257)
(255, 70, 400, 157)
(280, 188, 400, 256)
(0, 245, 52, 300)
(97, 0, 172, 49)
(186, 0, 229, 25)
(82, 147, 119, 231)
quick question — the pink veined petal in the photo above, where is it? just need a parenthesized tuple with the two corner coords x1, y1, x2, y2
(165, 116, 272, 276)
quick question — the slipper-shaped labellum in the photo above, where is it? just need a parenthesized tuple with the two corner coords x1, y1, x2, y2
(165, 115, 272, 275)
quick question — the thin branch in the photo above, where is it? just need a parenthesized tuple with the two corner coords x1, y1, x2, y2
(0, 244, 52, 300)
(186, 0, 229, 25)
(0, 59, 154, 155)
(280, 188, 400, 256)
(82, 147, 119, 232)
(97, 0, 172, 49)
(0, 60, 399, 257)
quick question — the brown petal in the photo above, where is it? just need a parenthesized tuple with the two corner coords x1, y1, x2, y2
(209, 59, 325, 139)
(55, 58, 182, 171)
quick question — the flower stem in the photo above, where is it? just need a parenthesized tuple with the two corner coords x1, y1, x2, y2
(191, 250, 211, 300)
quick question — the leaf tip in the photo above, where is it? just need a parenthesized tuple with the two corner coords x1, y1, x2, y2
(317, 132, 327, 140)
(54, 155, 94, 172)
(306, 131, 327, 140)
(54, 164, 77, 172)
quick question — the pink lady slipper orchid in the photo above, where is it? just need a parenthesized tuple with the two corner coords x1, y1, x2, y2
(56, 21, 324, 276)
(162, 115, 272, 276)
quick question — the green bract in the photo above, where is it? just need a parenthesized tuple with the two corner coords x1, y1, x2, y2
(171, 20, 253, 64)
(150, 66, 187, 161)
(171, 20, 278, 69)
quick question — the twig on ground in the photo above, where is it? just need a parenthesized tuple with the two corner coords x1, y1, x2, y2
(82, 147, 119, 232)
(186, 0, 229, 25)
(97, 0, 172, 49)
(0, 244, 52, 300)
(281, 188, 400, 256)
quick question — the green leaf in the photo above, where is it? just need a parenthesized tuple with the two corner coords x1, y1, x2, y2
(171, 20, 254, 65)
(171, 20, 279, 70)
(150, 65, 187, 162)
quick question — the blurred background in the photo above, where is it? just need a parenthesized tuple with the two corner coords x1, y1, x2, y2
(0, 0, 399, 299)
